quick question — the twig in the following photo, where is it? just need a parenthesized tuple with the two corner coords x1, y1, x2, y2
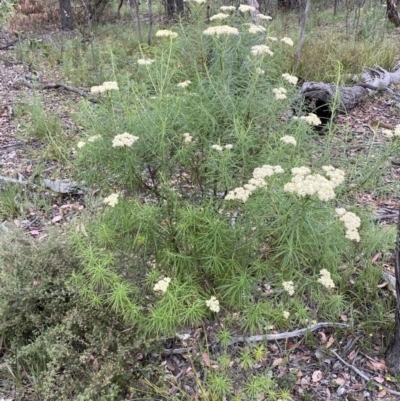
(42, 83, 99, 103)
(160, 322, 348, 356)
(18, 79, 99, 103)
(329, 349, 400, 396)
(0, 39, 18, 50)
(230, 322, 348, 344)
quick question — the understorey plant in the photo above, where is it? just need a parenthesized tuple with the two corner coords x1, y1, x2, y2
(71, 9, 395, 339)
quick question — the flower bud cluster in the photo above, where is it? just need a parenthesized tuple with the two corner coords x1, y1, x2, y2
(284, 166, 344, 201)
(317, 269, 335, 288)
(153, 277, 171, 294)
(335, 208, 361, 242)
(206, 296, 220, 312)
(225, 165, 284, 202)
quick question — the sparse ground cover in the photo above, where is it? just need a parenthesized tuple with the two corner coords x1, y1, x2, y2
(2, 1, 400, 400)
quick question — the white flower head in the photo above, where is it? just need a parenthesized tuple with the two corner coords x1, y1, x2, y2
(206, 296, 220, 312)
(220, 5, 236, 11)
(203, 25, 239, 37)
(77, 141, 86, 148)
(103, 193, 119, 207)
(102, 81, 119, 91)
(280, 135, 297, 146)
(225, 144, 233, 149)
(383, 129, 394, 138)
(112, 132, 139, 147)
(283, 310, 290, 319)
(238, 4, 256, 13)
(318, 269, 335, 289)
(91, 85, 106, 94)
(190, 0, 206, 4)
(300, 113, 322, 126)
(91, 81, 119, 93)
(282, 73, 298, 85)
(156, 29, 178, 38)
(210, 12, 230, 21)
(177, 80, 192, 88)
(283, 281, 295, 296)
(256, 67, 265, 75)
(225, 186, 252, 203)
(137, 58, 155, 66)
(183, 132, 193, 143)
(336, 208, 361, 242)
(154, 277, 171, 294)
(267, 36, 278, 41)
(251, 44, 273, 56)
(257, 13, 272, 20)
(273, 87, 287, 100)
(281, 37, 294, 46)
(248, 24, 266, 34)
(211, 144, 223, 151)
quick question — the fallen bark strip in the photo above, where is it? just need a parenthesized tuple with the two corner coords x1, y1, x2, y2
(42, 83, 99, 103)
(161, 322, 348, 355)
(300, 65, 400, 116)
(329, 349, 400, 396)
(0, 175, 84, 194)
(0, 39, 18, 50)
(19, 79, 99, 103)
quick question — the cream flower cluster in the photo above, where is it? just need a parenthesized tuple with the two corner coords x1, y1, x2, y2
(77, 135, 101, 148)
(283, 311, 290, 319)
(257, 13, 272, 20)
(282, 73, 298, 85)
(183, 133, 193, 143)
(137, 58, 155, 66)
(273, 87, 287, 100)
(91, 81, 119, 94)
(206, 296, 220, 312)
(281, 37, 294, 46)
(322, 165, 345, 187)
(248, 24, 266, 34)
(318, 269, 335, 289)
(280, 135, 296, 146)
(382, 125, 400, 138)
(203, 25, 239, 37)
(177, 80, 191, 88)
(283, 281, 295, 296)
(225, 165, 283, 202)
(190, 0, 206, 4)
(251, 44, 273, 56)
(112, 133, 139, 147)
(284, 166, 345, 201)
(256, 67, 265, 75)
(211, 144, 233, 151)
(220, 5, 235, 11)
(267, 36, 278, 41)
(238, 4, 256, 12)
(335, 208, 361, 242)
(153, 277, 171, 294)
(103, 193, 119, 207)
(210, 12, 229, 21)
(156, 29, 178, 38)
(293, 113, 322, 126)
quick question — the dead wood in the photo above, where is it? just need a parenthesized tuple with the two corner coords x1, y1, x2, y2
(299, 65, 400, 116)
(387, 0, 400, 27)
(18, 79, 99, 103)
(0, 39, 19, 50)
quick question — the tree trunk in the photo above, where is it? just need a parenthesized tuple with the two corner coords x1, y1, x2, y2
(386, 209, 400, 373)
(59, 0, 74, 30)
(387, 0, 400, 27)
(299, 65, 400, 116)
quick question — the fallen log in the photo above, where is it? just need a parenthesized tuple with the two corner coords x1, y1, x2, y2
(299, 65, 400, 119)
